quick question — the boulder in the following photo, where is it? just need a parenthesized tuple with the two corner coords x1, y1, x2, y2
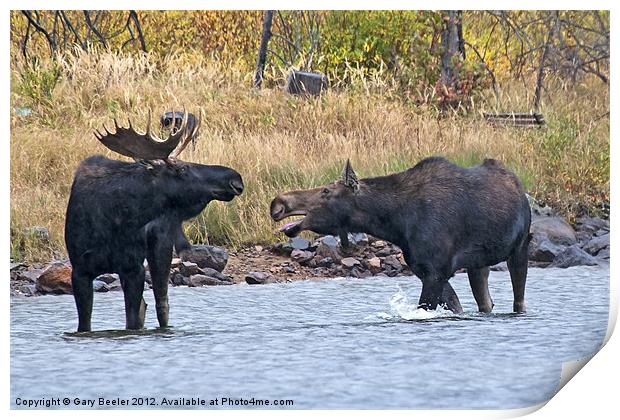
(583, 233, 610, 256)
(350, 267, 373, 278)
(181, 245, 228, 272)
(291, 249, 315, 265)
(245, 271, 278, 285)
(93, 280, 110, 292)
(282, 237, 312, 254)
(574, 217, 609, 235)
(597, 246, 610, 260)
(316, 237, 342, 263)
(314, 256, 334, 268)
(95, 273, 119, 284)
(107, 279, 122, 291)
(179, 261, 203, 277)
(36, 262, 72, 294)
(551, 245, 598, 268)
(188, 274, 232, 287)
(366, 257, 381, 269)
(341, 257, 361, 268)
(17, 268, 44, 284)
(171, 272, 189, 286)
(530, 217, 576, 246)
(528, 232, 565, 262)
(382, 255, 403, 277)
(200, 267, 230, 282)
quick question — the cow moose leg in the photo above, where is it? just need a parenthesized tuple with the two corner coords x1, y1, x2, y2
(468, 267, 494, 313)
(146, 231, 173, 329)
(507, 239, 529, 313)
(440, 283, 463, 313)
(418, 275, 445, 311)
(72, 270, 94, 332)
(119, 266, 147, 330)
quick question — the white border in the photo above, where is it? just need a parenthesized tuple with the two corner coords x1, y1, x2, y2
(3, 2, 617, 419)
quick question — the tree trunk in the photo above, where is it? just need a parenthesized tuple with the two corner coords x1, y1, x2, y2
(439, 11, 464, 92)
(254, 10, 274, 88)
(534, 11, 560, 111)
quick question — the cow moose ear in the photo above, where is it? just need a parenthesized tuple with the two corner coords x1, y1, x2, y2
(341, 159, 359, 192)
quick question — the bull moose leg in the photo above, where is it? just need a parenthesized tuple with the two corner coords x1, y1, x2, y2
(146, 232, 173, 328)
(72, 270, 94, 332)
(507, 240, 528, 313)
(468, 267, 494, 313)
(119, 265, 147, 330)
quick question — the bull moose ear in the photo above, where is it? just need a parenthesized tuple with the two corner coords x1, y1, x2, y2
(341, 159, 359, 192)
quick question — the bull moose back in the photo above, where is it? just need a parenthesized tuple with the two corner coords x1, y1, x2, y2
(271, 157, 531, 314)
(65, 111, 244, 332)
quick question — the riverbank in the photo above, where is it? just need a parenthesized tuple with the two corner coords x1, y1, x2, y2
(10, 202, 609, 297)
(10, 52, 609, 263)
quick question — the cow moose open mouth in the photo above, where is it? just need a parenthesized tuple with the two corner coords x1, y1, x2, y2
(270, 200, 307, 237)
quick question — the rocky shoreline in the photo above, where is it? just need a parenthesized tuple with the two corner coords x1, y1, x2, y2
(10, 198, 609, 297)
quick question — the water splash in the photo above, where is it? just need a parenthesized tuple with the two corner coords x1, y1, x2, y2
(388, 286, 452, 321)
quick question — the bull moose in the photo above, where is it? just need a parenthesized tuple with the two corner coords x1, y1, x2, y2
(65, 111, 244, 332)
(270, 157, 531, 314)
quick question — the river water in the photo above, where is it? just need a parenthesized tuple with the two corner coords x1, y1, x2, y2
(11, 265, 609, 409)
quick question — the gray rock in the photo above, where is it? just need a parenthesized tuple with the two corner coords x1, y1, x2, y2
(381, 255, 403, 277)
(530, 217, 576, 246)
(171, 272, 189, 286)
(315, 256, 334, 268)
(245, 271, 277, 285)
(528, 232, 565, 262)
(200, 267, 230, 281)
(597, 246, 610, 260)
(188, 274, 232, 287)
(19, 284, 38, 296)
(107, 279, 122, 291)
(283, 237, 311, 252)
(575, 217, 609, 235)
(350, 267, 372, 278)
(181, 245, 228, 272)
(23, 226, 50, 242)
(95, 273, 119, 284)
(291, 249, 315, 265)
(316, 238, 342, 263)
(341, 257, 361, 268)
(93, 280, 109, 292)
(17, 268, 44, 283)
(490, 261, 509, 271)
(583, 233, 610, 256)
(551, 245, 598, 268)
(179, 261, 203, 277)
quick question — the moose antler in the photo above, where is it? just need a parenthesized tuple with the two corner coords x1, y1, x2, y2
(93, 109, 201, 161)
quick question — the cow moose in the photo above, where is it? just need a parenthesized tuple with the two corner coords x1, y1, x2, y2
(270, 157, 531, 314)
(65, 111, 244, 332)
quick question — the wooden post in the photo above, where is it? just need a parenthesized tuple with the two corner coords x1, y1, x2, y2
(254, 10, 274, 88)
(439, 11, 464, 92)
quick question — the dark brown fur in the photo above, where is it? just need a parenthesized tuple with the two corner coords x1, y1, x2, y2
(271, 157, 531, 313)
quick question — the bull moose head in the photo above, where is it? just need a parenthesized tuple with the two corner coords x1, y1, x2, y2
(270, 159, 362, 238)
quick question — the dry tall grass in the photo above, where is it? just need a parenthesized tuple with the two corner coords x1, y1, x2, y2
(10, 50, 609, 262)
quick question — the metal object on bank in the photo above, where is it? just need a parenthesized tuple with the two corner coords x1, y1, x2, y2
(285, 71, 329, 96)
